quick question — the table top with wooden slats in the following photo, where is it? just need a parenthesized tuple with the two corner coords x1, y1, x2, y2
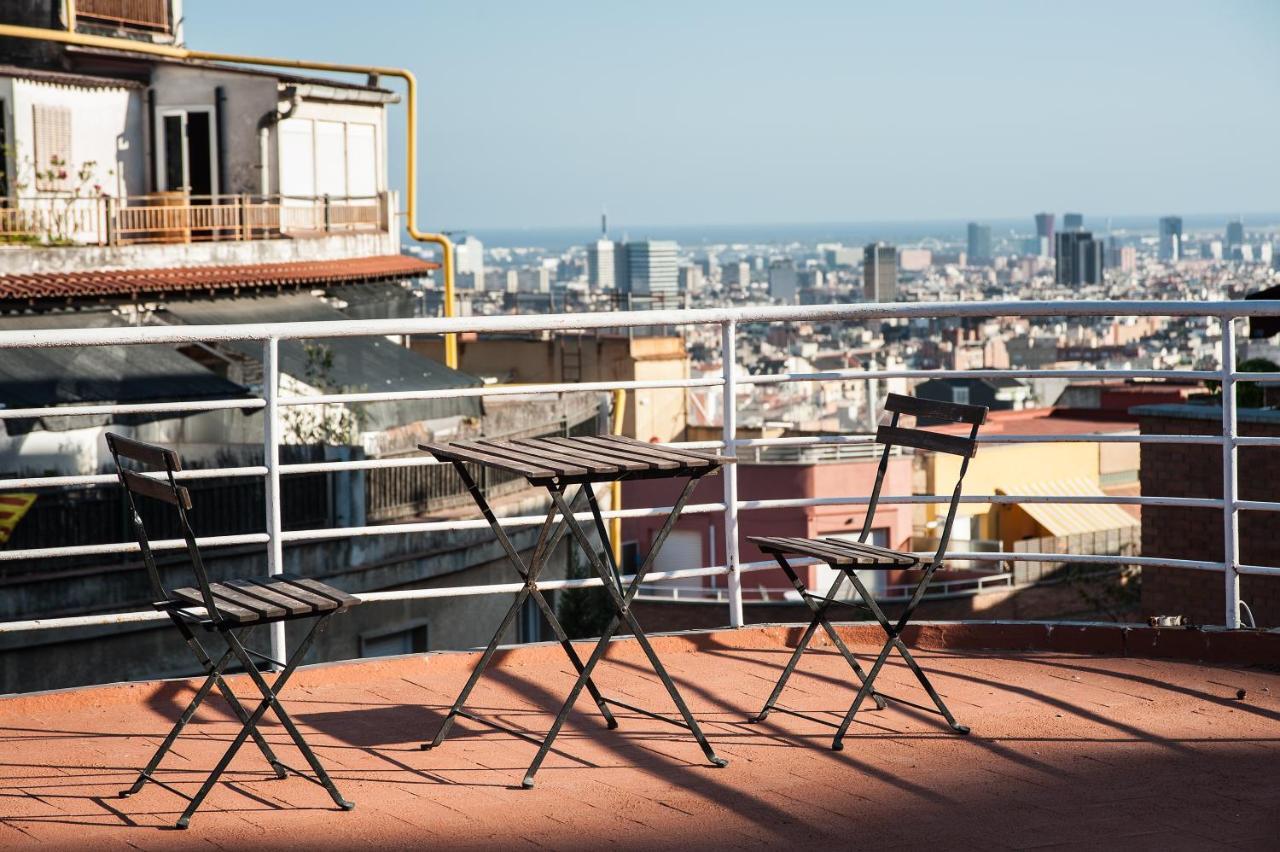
(419, 435, 734, 485)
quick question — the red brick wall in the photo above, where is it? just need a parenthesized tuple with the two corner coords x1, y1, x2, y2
(1138, 411, 1280, 627)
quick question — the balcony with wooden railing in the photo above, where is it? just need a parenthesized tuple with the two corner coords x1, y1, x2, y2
(0, 192, 388, 248)
(75, 0, 171, 33)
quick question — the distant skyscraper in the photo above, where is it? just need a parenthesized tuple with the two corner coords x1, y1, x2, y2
(824, 246, 860, 268)
(1034, 213, 1055, 258)
(1055, 231, 1104, 285)
(454, 235, 485, 290)
(1158, 216, 1183, 262)
(721, 261, 751, 288)
(678, 264, 703, 294)
(966, 223, 992, 264)
(1226, 220, 1245, 254)
(587, 239, 616, 289)
(863, 243, 897, 301)
(767, 260, 798, 302)
(1063, 212, 1084, 231)
(624, 240, 679, 299)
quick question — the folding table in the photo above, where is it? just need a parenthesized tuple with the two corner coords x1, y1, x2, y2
(418, 434, 733, 787)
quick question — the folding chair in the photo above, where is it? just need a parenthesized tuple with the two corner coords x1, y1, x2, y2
(746, 393, 987, 749)
(106, 433, 360, 829)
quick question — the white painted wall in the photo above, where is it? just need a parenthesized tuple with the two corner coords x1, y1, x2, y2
(7, 78, 144, 199)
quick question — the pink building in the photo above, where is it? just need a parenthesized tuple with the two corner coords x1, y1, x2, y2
(621, 450, 915, 600)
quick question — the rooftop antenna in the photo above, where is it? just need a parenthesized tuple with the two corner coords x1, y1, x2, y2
(601, 207, 608, 239)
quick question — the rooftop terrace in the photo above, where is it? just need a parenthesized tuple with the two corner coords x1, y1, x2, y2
(2, 623, 1277, 850)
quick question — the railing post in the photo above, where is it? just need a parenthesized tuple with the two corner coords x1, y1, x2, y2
(103, 195, 115, 246)
(322, 193, 332, 233)
(721, 320, 744, 628)
(1221, 315, 1241, 628)
(263, 338, 287, 664)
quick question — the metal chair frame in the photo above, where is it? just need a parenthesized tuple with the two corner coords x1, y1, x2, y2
(106, 433, 356, 829)
(748, 394, 988, 749)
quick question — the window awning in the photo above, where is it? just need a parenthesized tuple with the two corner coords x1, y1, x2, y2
(996, 478, 1139, 538)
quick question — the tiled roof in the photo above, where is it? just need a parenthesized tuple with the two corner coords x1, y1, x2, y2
(0, 255, 436, 303)
(935, 407, 1137, 436)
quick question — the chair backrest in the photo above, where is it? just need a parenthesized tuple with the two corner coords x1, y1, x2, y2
(858, 394, 988, 567)
(106, 433, 220, 620)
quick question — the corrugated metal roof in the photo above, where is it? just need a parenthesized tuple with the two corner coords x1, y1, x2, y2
(161, 293, 481, 429)
(0, 311, 249, 434)
(0, 256, 436, 303)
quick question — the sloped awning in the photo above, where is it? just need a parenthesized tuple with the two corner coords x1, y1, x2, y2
(997, 478, 1140, 538)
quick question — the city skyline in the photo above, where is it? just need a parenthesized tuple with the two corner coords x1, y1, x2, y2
(190, 1, 1280, 231)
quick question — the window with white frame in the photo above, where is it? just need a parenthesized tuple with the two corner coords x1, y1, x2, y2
(278, 117, 378, 200)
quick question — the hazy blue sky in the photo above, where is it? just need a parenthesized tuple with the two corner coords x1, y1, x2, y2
(190, 1, 1279, 231)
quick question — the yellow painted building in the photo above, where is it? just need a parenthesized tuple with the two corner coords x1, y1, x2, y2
(920, 409, 1139, 548)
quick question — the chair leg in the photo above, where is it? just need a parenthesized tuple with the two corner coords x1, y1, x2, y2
(226, 620, 356, 808)
(753, 614, 822, 722)
(120, 646, 234, 798)
(831, 638, 896, 751)
(752, 555, 885, 722)
(175, 618, 335, 829)
(829, 568, 968, 750)
(175, 620, 288, 778)
(891, 637, 968, 734)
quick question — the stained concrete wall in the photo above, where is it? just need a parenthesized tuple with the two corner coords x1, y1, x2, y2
(0, 224, 398, 274)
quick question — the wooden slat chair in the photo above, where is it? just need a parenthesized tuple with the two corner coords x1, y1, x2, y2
(105, 433, 360, 829)
(746, 393, 988, 749)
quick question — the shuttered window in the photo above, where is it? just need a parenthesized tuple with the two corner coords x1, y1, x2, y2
(32, 104, 72, 192)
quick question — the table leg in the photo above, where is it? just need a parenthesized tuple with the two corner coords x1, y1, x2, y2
(520, 479, 725, 787)
(425, 475, 616, 751)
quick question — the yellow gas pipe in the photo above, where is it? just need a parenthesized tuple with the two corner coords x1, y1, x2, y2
(609, 389, 627, 567)
(0, 16, 459, 368)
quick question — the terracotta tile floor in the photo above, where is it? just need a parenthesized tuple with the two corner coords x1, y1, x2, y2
(1, 625, 1278, 850)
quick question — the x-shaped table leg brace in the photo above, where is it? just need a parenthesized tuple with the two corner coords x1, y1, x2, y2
(519, 476, 727, 788)
(424, 464, 618, 753)
(830, 564, 969, 752)
(751, 554, 887, 724)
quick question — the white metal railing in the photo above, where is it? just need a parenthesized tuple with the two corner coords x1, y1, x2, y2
(635, 570, 1017, 604)
(1, 300, 1278, 665)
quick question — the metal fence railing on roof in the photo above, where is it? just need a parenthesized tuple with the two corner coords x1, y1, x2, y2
(0, 300, 1277, 674)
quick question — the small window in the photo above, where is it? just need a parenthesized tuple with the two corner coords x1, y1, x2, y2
(952, 386, 971, 405)
(360, 622, 428, 658)
(621, 541, 640, 574)
(32, 104, 72, 192)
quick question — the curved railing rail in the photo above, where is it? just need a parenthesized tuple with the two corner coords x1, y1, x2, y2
(0, 300, 1277, 658)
